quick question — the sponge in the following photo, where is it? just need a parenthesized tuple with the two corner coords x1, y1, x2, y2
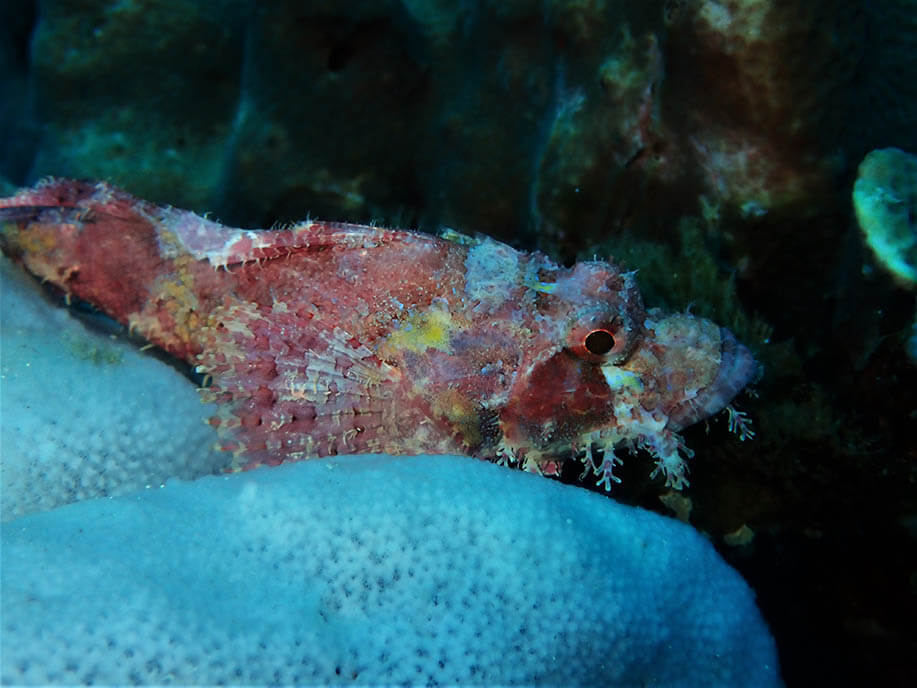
(1, 454, 781, 687)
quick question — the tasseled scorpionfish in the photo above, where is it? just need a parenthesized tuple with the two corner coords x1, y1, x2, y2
(0, 179, 758, 489)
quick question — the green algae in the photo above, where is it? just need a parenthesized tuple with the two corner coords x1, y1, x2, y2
(64, 331, 124, 366)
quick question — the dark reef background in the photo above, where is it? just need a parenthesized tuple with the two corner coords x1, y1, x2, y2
(1, 1, 915, 685)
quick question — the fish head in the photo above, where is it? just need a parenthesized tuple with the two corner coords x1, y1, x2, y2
(497, 259, 758, 486)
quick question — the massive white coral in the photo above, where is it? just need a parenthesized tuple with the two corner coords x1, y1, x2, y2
(0, 257, 227, 520)
(2, 454, 780, 686)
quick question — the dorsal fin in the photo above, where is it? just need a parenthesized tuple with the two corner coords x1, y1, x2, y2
(160, 206, 443, 268)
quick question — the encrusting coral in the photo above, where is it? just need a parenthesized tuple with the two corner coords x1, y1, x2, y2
(853, 147, 917, 362)
(853, 147, 917, 288)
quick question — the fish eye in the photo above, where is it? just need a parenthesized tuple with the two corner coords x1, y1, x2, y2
(567, 315, 640, 365)
(584, 329, 616, 356)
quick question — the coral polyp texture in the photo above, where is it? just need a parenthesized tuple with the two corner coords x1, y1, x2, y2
(0, 257, 227, 520)
(0, 454, 782, 687)
(0, 179, 757, 490)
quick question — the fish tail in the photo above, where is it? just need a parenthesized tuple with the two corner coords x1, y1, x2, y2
(0, 178, 208, 361)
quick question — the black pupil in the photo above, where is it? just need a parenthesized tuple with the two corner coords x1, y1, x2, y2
(584, 329, 616, 355)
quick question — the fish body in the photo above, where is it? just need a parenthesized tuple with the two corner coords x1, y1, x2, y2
(0, 179, 757, 489)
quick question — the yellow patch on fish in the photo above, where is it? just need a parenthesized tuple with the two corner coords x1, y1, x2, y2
(382, 304, 456, 354)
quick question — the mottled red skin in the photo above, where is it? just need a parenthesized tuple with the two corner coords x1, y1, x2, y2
(0, 179, 757, 489)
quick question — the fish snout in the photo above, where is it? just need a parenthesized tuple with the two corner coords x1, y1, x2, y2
(668, 327, 759, 430)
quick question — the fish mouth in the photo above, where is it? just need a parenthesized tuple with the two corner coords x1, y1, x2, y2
(668, 327, 760, 431)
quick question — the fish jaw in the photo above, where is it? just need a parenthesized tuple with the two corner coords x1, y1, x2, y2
(598, 311, 758, 487)
(662, 325, 759, 431)
(621, 312, 759, 432)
